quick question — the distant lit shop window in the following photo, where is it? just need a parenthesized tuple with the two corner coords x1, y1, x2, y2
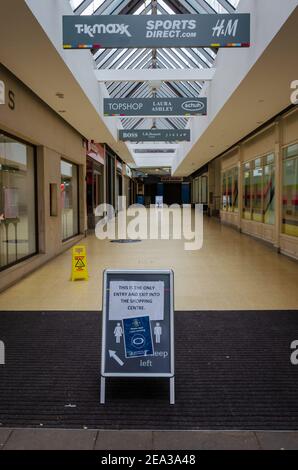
(201, 176, 208, 204)
(252, 158, 263, 222)
(233, 166, 239, 212)
(242, 162, 251, 220)
(193, 175, 207, 204)
(282, 143, 298, 237)
(191, 179, 196, 203)
(263, 154, 275, 225)
(0, 132, 37, 270)
(195, 178, 199, 203)
(222, 172, 227, 209)
(222, 166, 238, 212)
(227, 169, 233, 211)
(61, 160, 79, 240)
(242, 154, 275, 224)
(87, 158, 104, 229)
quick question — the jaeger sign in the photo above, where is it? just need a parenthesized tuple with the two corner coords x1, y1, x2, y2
(63, 14, 250, 49)
(119, 129, 191, 142)
(104, 97, 207, 117)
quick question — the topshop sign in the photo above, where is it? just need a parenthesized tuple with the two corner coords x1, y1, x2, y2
(104, 97, 207, 117)
(63, 14, 250, 49)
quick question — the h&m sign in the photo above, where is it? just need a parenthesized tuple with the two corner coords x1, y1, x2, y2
(63, 14, 250, 50)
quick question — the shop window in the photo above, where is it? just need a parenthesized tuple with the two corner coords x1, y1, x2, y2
(87, 158, 104, 229)
(242, 162, 251, 219)
(282, 143, 298, 237)
(106, 150, 115, 207)
(227, 170, 233, 211)
(0, 132, 37, 270)
(61, 160, 79, 240)
(195, 178, 199, 203)
(252, 159, 263, 222)
(201, 176, 208, 204)
(193, 175, 208, 204)
(222, 172, 227, 209)
(233, 166, 239, 212)
(263, 154, 275, 225)
(242, 154, 275, 224)
(221, 166, 239, 212)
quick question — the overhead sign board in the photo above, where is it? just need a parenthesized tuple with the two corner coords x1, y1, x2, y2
(100, 269, 175, 403)
(119, 129, 191, 142)
(104, 97, 207, 117)
(63, 14, 250, 49)
(123, 164, 132, 178)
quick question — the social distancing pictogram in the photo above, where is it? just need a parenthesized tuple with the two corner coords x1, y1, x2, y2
(71, 245, 88, 281)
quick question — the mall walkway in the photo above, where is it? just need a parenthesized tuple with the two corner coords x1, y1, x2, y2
(1, 428, 298, 450)
(0, 216, 298, 311)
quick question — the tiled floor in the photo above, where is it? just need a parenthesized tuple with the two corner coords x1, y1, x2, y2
(1, 429, 298, 450)
(0, 216, 297, 311)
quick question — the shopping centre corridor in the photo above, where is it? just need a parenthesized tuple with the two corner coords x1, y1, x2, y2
(0, 216, 297, 311)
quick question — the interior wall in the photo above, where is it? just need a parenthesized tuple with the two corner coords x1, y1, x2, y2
(218, 107, 298, 259)
(242, 126, 275, 163)
(0, 65, 86, 291)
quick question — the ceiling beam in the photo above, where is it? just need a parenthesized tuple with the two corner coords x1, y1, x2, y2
(73, 0, 94, 15)
(95, 68, 215, 82)
(217, 0, 236, 13)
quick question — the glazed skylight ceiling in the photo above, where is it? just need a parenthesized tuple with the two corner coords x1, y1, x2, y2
(69, 0, 240, 131)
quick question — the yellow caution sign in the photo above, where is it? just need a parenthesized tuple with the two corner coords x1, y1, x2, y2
(71, 245, 89, 281)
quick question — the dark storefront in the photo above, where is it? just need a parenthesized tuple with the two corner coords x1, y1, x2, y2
(86, 143, 105, 229)
(105, 145, 115, 207)
(142, 176, 190, 206)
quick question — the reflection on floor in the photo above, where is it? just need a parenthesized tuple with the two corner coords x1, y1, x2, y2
(0, 216, 298, 311)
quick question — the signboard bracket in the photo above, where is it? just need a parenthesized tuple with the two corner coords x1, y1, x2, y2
(100, 376, 106, 404)
(170, 376, 175, 405)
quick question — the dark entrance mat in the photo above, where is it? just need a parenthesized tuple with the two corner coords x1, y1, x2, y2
(0, 310, 298, 430)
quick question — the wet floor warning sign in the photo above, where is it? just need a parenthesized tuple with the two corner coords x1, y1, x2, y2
(71, 245, 88, 281)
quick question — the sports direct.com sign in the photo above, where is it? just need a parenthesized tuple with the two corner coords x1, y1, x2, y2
(63, 14, 250, 49)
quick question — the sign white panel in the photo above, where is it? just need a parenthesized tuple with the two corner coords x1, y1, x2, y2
(109, 280, 164, 321)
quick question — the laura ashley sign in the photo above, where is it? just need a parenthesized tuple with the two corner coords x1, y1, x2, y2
(104, 97, 207, 117)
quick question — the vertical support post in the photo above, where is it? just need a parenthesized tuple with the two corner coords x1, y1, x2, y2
(274, 117, 282, 251)
(238, 144, 243, 231)
(170, 377, 175, 405)
(100, 376, 106, 404)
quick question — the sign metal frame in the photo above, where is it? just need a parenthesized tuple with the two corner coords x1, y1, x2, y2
(119, 129, 191, 142)
(100, 269, 175, 404)
(63, 14, 250, 50)
(104, 97, 207, 117)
